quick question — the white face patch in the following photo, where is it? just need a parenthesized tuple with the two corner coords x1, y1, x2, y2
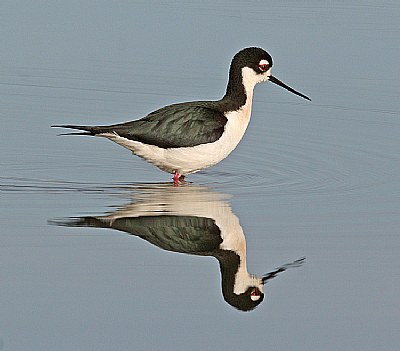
(241, 66, 271, 95)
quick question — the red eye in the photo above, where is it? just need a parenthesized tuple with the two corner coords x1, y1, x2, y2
(259, 63, 269, 72)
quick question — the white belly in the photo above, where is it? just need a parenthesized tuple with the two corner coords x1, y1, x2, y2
(100, 104, 253, 175)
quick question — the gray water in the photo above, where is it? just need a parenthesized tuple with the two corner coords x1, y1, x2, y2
(1, 1, 399, 350)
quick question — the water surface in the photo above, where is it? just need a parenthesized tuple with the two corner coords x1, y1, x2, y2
(1, 1, 399, 350)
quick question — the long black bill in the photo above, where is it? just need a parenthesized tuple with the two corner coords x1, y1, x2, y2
(269, 76, 311, 101)
(261, 257, 306, 284)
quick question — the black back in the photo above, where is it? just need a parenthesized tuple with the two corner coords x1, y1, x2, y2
(105, 101, 228, 148)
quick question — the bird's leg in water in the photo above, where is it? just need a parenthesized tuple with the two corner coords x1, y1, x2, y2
(173, 171, 185, 184)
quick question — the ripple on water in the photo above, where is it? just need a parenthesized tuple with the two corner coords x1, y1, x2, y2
(1, 123, 393, 199)
(2, 133, 389, 199)
(0, 176, 138, 195)
(196, 134, 392, 198)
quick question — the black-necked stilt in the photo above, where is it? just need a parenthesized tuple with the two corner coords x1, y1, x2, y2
(50, 185, 305, 311)
(53, 47, 310, 183)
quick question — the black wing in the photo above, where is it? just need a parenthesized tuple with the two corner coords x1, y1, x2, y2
(54, 102, 228, 148)
(111, 102, 227, 148)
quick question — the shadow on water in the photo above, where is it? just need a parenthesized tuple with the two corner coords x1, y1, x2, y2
(48, 182, 305, 312)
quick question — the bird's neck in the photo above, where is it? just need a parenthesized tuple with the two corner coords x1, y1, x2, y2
(222, 67, 255, 112)
(214, 250, 262, 298)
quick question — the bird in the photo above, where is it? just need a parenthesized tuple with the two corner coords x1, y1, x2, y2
(53, 47, 310, 183)
(50, 184, 305, 311)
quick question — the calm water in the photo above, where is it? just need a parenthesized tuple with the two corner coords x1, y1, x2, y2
(1, 1, 399, 350)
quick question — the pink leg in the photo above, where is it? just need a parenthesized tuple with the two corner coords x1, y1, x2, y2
(173, 171, 185, 184)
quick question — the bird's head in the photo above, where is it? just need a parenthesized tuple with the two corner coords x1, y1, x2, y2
(221, 257, 305, 312)
(222, 277, 265, 312)
(231, 47, 311, 101)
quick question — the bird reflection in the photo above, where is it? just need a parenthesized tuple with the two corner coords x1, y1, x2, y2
(51, 184, 304, 311)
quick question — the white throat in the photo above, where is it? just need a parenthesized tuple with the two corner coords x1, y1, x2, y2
(241, 66, 271, 101)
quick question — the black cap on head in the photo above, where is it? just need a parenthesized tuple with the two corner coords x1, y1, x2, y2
(233, 47, 273, 71)
(223, 285, 265, 312)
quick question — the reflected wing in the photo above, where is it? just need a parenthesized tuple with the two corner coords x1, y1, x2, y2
(58, 215, 223, 254)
